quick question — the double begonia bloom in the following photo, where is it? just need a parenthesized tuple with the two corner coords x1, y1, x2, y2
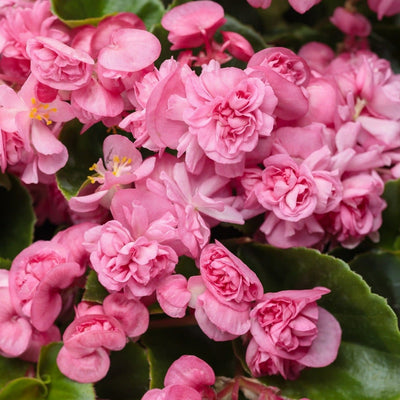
(247, 287, 341, 379)
(188, 241, 263, 340)
(247, 47, 310, 120)
(84, 220, 178, 297)
(184, 62, 277, 176)
(161, 1, 226, 50)
(26, 36, 95, 91)
(8, 240, 86, 332)
(57, 312, 127, 383)
(142, 355, 216, 400)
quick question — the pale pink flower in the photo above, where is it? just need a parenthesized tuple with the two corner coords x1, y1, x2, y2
(298, 42, 336, 75)
(247, 0, 272, 9)
(220, 31, 254, 62)
(161, 1, 226, 50)
(142, 385, 202, 400)
(248, 287, 341, 379)
(26, 36, 94, 91)
(288, 0, 322, 13)
(69, 134, 155, 213)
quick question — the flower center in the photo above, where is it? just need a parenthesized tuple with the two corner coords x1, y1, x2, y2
(29, 98, 57, 125)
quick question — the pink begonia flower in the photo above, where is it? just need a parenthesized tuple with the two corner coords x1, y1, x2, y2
(69, 134, 155, 213)
(9, 240, 85, 331)
(0, 75, 73, 183)
(142, 385, 202, 400)
(183, 61, 277, 176)
(90, 12, 146, 59)
(84, 220, 178, 297)
(330, 7, 371, 37)
(247, 0, 272, 8)
(51, 222, 97, 267)
(260, 213, 325, 248)
(367, 0, 400, 19)
(324, 171, 386, 248)
(161, 1, 226, 50)
(298, 42, 336, 75)
(0, 286, 32, 358)
(57, 313, 126, 383)
(188, 242, 263, 340)
(102, 293, 149, 338)
(248, 287, 341, 379)
(164, 355, 216, 397)
(144, 155, 243, 257)
(247, 47, 310, 120)
(26, 36, 95, 91)
(0, 0, 70, 83)
(288, 0, 322, 13)
(97, 28, 161, 78)
(220, 31, 254, 62)
(156, 274, 191, 318)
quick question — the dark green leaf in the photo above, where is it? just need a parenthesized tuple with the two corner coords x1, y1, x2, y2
(235, 243, 400, 400)
(95, 342, 149, 400)
(0, 378, 47, 400)
(379, 178, 400, 250)
(350, 250, 400, 321)
(56, 120, 109, 200)
(50, 0, 165, 29)
(82, 269, 109, 303)
(0, 356, 34, 389)
(0, 257, 12, 270)
(142, 324, 237, 389)
(37, 343, 96, 400)
(0, 174, 35, 259)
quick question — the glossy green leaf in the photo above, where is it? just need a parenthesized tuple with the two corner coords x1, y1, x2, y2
(235, 243, 400, 400)
(142, 324, 237, 389)
(37, 343, 96, 400)
(0, 378, 47, 400)
(0, 356, 34, 389)
(50, 0, 165, 29)
(95, 342, 149, 400)
(379, 178, 400, 250)
(56, 120, 109, 200)
(82, 269, 109, 303)
(350, 250, 400, 320)
(0, 174, 35, 259)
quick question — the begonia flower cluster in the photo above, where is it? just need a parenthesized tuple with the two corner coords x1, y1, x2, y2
(0, 0, 399, 394)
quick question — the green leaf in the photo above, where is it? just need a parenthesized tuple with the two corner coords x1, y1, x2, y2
(56, 120, 109, 200)
(0, 378, 47, 400)
(50, 0, 165, 29)
(82, 269, 109, 303)
(222, 15, 267, 53)
(37, 343, 96, 400)
(95, 342, 150, 400)
(0, 174, 35, 259)
(379, 178, 400, 250)
(235, 243, 400, 400)
(142, 324, 237, 389)
(0, 356, 34, 389)
(350, 250, 400, 321)
(0, 257, 11, 270)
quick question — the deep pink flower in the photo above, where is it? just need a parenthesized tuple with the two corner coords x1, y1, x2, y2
(248, 287, 341, 379)
(367, 0, 400, 19)
(161, 1, 226, 50)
